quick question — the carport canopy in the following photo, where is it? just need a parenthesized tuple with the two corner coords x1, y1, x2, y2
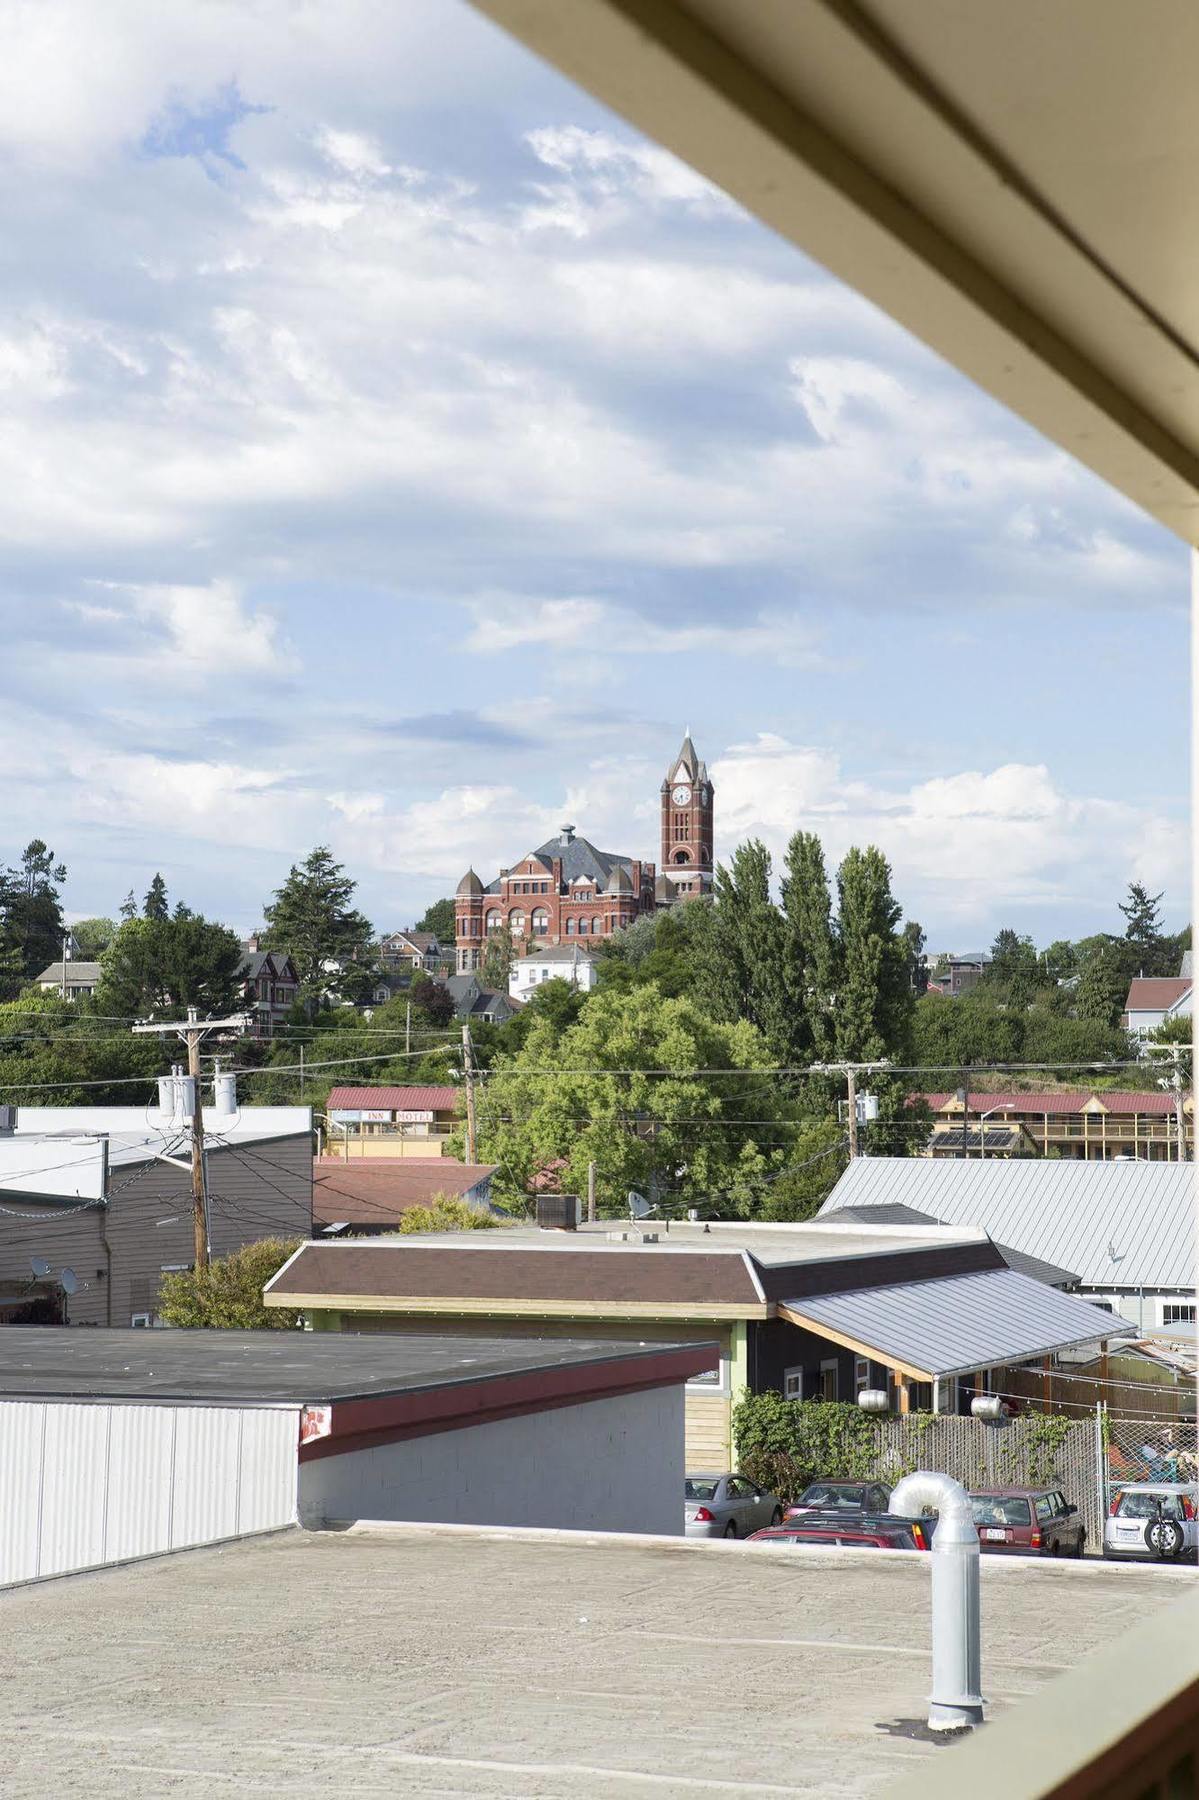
(778, 1267, 1134, 1383)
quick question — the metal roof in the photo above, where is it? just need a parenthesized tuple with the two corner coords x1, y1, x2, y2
(780, 1268, 1133, 1382)
(817, 1207, 1080, 1288)
(820, 1157, 1195, 1290)
(326, 1086, 460, 1112)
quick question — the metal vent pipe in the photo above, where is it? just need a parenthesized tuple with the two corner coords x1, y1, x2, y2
(889, 1471, 984, 1731)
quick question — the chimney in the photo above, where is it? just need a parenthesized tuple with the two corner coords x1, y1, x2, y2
(560, 823, 575, 845)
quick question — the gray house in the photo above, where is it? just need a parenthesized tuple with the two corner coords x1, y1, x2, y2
(0, 1104, 313, 1327)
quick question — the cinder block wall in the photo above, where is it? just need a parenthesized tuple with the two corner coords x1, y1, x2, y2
(299, 1386, 684, 1536)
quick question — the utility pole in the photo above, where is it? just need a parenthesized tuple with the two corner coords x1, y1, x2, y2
(132, 1006, 250, 1269)
(406, 1000, 412, 1057)
(462, 1022, 477, 1164)
(299, 1043, 305, 1098)
(814, 1060, 890, 1159)
(587, 1159, 597, 1223)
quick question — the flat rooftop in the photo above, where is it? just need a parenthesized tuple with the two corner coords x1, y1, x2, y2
(0, 1526, 1190, 1798)
(0, 1327, 710, 1405)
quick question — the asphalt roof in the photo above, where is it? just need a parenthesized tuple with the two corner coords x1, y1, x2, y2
(0, 1327, 704, 1406)
(312, 1158, 496, 1227)
(821, 1156, 1196, 1289)
(781, 1267, 1133, 1381)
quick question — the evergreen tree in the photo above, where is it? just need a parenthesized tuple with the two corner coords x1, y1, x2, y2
(834, 846, 911, 1061)
(119, 890, 138, 922)
(1118, 881, 1172, 975)
(262, 847, 373, 1012)
(780, 831, 837, 1061)
(143, 873, 170, 920)
(96, 914, 245, 1019)
(3, 840, 67, 981)
(1074, 942, 1130, 1027)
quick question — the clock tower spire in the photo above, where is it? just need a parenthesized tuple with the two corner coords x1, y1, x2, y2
(659, 729, 714, 903)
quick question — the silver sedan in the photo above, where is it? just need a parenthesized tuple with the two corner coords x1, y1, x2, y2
(685, 1473, 784, 1538)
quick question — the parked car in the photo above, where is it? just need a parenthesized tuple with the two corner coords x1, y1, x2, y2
(968, 1488, 1085, 1557)
(748, 1514, 930, 1552)
(783, 1479, 892, 1521)
(685, 1473, 783, 1538)
(1103, 1483, 1198, 1562)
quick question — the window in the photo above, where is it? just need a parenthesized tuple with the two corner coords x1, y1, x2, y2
(726, 1477, 755, 1499)
(130, 1312, 152, 1328)
(854, 1358, 871, 1395)
(819, 1359, 839, 1401)
(485, 910, 501, 933)
(1164, 1304, 1196, 1324)
(591, 916, 603, 934)
(673, 849, 690, 864)
(577, 918, 589, 934)
(532, 908, 549, 934)
(566, 918, 576, 935)
(687, 1355, 724, 1390)
(783, 1366, 804, 1400)
(1034, 1497, 1053, 1523)
(508, 910, 525, 934)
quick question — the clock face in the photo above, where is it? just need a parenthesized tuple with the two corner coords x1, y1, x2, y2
(671, 785, 692, 806)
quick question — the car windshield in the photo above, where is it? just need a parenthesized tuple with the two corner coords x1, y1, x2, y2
(971, 1497, 1031, 1527)
(1117, 1492, 1186, 1520)
(685, 1480, 719, 1501)
(799, 1484, 863, 1508)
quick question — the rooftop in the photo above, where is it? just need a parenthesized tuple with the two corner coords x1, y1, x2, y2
(0, 1326, 701, 1406)
(326, 1085, 460, 1112)
(312, 1157, 497, 1227)
(0, 1524, 1187, 1796)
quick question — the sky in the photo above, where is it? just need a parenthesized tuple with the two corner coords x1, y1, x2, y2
(0, 0, 1188, 951)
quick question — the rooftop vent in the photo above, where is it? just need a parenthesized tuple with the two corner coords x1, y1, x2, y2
(536, 1193, 581, 1231)
(0, 1104, 15, 1135)
(559, 823, 575, 844)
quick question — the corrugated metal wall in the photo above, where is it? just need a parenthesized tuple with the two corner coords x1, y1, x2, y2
(0, 1400, 300, 1586)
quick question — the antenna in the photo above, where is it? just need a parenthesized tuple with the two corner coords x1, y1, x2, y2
(628, 1190, 654, 1220)
(60, 1268, 79, 1295)
(30, 1256, 50, 1279)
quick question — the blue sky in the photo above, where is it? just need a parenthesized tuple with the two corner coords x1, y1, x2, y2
(0, 0, 1187, 948)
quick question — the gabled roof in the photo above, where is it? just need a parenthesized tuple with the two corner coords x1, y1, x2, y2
(818, 1204, 1079, 1288)
(820, 1156, 1195, 1289)
(1124, 977, 1191, 1012)
(528, 833, 639, 889)
(513, 944, 598, 967)
(922, 1090, 1182, 1117)
(36, 961, 101, 983)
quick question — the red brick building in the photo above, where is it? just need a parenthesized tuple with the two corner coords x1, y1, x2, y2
(454, 733, 715, 973)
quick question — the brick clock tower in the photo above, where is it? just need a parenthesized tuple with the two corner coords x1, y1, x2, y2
(659, 730, 714, 901)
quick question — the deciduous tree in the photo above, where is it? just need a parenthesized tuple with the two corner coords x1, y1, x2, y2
(96, 915, 245, 1019)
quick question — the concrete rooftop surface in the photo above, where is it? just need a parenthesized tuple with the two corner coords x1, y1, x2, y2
(1, 1525, 1191, 1798)
(349, 1217, 988, 1263)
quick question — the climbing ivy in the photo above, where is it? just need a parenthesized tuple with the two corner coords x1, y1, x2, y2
(732, 1393, 931, 1502)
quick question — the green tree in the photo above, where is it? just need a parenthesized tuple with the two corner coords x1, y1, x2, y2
(96, 914, 245, 1019)
(474, 982, 795, 1217)
(1074, 941, 1132, 1027)
(415, 897, 456, 941)
(1118, 881, 1173, 976)
(119, 890, 138, 922)
(2, 840, 67, 982)
(143, 873, 170, 921)
(70, 917, 118, 958)
(780, 831, 837, 1061)
(262, 847, 373, 1013)
(693, 839, 789, 1057)
(985, 927, 1040, 1006)
(157, 1239, 301, 1329)
(760, 1119, 848, 1222)
(834, 846, 912, 1060)
(902, 920, 929, 996)
(597, 905, 704, 999)
(478, 928, 517, 992)
(1042, 939, 1078, 983)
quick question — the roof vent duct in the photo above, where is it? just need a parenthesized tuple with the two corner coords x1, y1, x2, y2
(0, 1104, 15, 1135)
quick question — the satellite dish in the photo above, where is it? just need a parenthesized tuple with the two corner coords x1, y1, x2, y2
(60, 1268, 79, 1296)
(30, 1256, 50, 1279)
(628, 1191, 654, 1220)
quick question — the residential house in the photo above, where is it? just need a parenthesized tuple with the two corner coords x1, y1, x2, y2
(509, 943, 599, 1002)
(264, 1216, 1127, 1469)
(925, 952, 990, 996)
(1122, 975, 1192, 1042)
(35, 955, 102, 1000)
(239, 938, 300, 1037)
(379, 930, 445, 974)
(312, 1157, 499, 1233)
(0, 1098, 312, 1327)
(324, 1085, 461, 1157)
(921, 1089, 1192, 1160)
(441, 973, 521, 1025)
(818, 1155, 1196, 1332)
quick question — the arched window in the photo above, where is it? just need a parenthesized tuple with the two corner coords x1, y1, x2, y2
(566, 917, 576, 935)
(531, 908, 549, 934)
(577, 917, 589, 934)
(592, 917, 603, 934)
(485, 910, 502, 932)
(674, 849, 690, 864)
(509, 909, 525, 934)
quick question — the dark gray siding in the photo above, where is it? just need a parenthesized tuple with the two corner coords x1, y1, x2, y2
(0, 1134, 312, 1329)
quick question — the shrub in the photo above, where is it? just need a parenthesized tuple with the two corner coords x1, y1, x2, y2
(157, 1238, 301, 1330)
(398, 1196, 501, 1234)
(732, 1392, 883, 1502)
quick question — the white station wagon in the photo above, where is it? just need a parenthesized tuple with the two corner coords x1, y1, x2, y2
(1103, 1483, 1198, 1561)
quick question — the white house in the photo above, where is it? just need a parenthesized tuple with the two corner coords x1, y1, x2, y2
(509, 943, 600, 1002)
(1122, 976, 1192, 1044)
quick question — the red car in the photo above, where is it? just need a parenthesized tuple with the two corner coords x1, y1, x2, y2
(968, 1488, 1086, 1556)
(748, 1514, 930, 1551)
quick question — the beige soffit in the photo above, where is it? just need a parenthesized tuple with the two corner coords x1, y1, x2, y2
(469, 0, 1199, 543)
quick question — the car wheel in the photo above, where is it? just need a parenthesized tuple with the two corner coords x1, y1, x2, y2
(724, 1521, 738, 1539)
(770, 1508, 783, 1527)
(1073, 1534, 1085, 1559)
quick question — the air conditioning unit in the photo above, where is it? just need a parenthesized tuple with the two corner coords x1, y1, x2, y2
(536, 1193, 582, 1231)
(0, 1104, 15, 1135)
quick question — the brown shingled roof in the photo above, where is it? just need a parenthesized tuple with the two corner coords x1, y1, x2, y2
(312, 1159, 497, 1228)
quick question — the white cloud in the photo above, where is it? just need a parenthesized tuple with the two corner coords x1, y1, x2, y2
(61, 581, 297, 680)
(711, 735, 1188, 925)
(463, 598, 829, 667)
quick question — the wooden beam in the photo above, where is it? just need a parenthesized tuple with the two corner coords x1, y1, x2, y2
(264, 1292, 769, 1321)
